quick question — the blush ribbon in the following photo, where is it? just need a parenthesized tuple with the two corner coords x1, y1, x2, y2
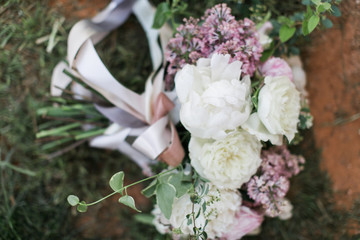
(51, 0, 184, 176)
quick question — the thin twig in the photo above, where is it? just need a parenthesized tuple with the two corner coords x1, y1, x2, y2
(45, 139, 88, 160)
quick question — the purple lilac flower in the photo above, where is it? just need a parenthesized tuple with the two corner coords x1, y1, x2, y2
(245, 146, 305, 217)
(247, 174, 289, 217)
(261, 145, 305, 178)
(165, 3, 263, 89)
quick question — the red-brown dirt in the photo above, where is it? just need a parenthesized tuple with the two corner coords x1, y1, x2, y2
(303, 0, 360, 211)
(49, 0, 108, 19)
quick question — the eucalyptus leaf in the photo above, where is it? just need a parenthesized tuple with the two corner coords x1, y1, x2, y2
(67, 195, 79, 206)
(134, 214, 155, 225)
(142, 179, 158, 198)
(156, 183, 176, 219)
(109, 171, 124, 192)
(308, 15, 320, 34)
(279, 25, 296, 43)
(159, 172, 173, 183)
(77, 201, 88, 212)
(119, 195, 141, 212)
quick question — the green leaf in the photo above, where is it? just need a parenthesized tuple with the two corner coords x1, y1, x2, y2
(67, 195, 79, 206)
(311, 0, 321, 5)
(279, 25, 296, 43)
(169, 172, 192, 198)
(322, 18, 333, 29)
(158, 172, 173, 183)
(317, 4, 326, 13)
(134, 214, 155, 225)
(141, 179, 158, 198)
(302, 0, 311, 5)
(77, 201, 88, 212)
(302, 19, 310, 36)
(308, 15, 320, 34)
(331, 5, 341, 17)
(109, 171, 124, 192)
(152, 2, 171, 29)
(119, 195, 141, 212)
(156, 183, 176, 219)
(322, 2, 332, 11)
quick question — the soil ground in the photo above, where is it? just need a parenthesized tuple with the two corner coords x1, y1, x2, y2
(303, 0, 360, 210)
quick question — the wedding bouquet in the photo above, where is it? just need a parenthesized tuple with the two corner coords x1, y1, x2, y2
(36, 0, 341, 239)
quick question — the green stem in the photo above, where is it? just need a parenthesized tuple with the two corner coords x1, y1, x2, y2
(83, 168, 177, 207)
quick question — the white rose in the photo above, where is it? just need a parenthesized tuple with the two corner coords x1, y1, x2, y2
(189, 130, 262, 189)
(257, 76, 301, 142)
(169, 183, 241, 239)
(175, 54, 252, 140)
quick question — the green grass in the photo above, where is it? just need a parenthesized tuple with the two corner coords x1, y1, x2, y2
(0, 0, 359, 239)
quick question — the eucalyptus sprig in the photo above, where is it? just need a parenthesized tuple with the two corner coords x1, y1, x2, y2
(67, 168, 178, 213)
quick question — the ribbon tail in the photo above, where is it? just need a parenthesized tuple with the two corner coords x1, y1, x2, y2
(158, 121, 184, 167)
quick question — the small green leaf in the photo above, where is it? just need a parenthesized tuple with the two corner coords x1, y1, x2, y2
(119, 195, 141, 212)
(322, 2, 332, 11)
(311, 0, 321, 6)
(308, 15, 320, 34)
(109, 171, 124, 192)
(141, 179, 158, 198)
(77, 201, 88, 212)
(317, 4, 326, 13)
(302, 19, 310, 36)
(156, 183, 176, 219)
(331, 5, 341, 17)
(152, 2, 171, 29)
(260, 49, 274, 62)
(170, 172, 193, 198)
(302, 0, 311, 5)
(67, 195, 79, 206)
(279, 25, 296, 43)
(158, 172, 173, 183)
(322, 18, 333, 29)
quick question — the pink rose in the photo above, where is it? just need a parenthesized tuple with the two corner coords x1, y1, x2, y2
(260, 57, 293, 81)
(221, 206, 264, 240)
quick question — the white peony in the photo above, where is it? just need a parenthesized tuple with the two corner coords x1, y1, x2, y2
(168, 183, 241, 239)
(189, 130, 262, 189)
(151, 205, 171, 234)
(175, 54, 252, 140)
(257, 76, 301, 142)
(242, 113, 283, 145)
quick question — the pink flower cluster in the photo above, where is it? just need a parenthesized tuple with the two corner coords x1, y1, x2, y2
(259, 57, 293, 81)
(246, 146, 305, 217)
(165, 3, 263, 88)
